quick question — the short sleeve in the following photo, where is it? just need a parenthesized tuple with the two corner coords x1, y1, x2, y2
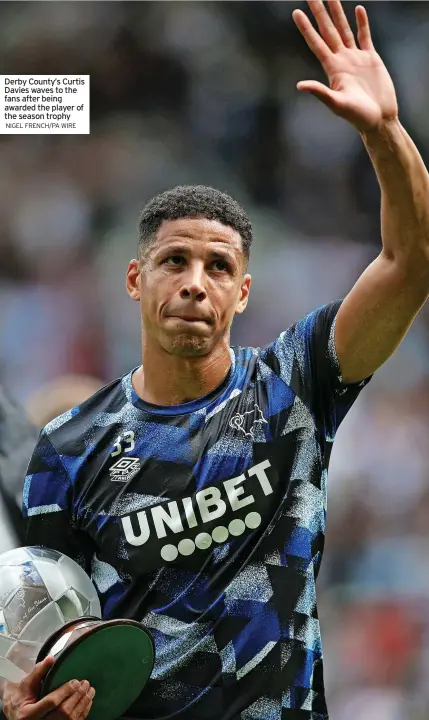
(22, 431, 94, 573)
(261, 301, 371, 440)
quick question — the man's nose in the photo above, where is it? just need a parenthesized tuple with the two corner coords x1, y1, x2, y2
(179, 264, 207, 301)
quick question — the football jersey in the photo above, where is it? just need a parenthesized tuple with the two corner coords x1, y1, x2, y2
(23, 301, 370, 720)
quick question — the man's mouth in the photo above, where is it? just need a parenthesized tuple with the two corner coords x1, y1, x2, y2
(176, 316, 206, 322)
(167, 314, 211, 324)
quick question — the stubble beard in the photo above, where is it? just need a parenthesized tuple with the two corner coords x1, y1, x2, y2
(165, 332, 212, 357)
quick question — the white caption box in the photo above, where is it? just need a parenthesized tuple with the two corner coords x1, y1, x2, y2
(0, 75, 90, 135)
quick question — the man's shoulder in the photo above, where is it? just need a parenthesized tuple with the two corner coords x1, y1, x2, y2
(238, 301, 342, 398)
(42, 371, 134, 448)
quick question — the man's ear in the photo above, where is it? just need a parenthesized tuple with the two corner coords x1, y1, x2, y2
(235, 274, 251, 315)
(126, 259, 141, 301)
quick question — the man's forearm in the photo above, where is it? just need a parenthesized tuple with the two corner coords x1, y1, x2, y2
(362, 119, 429, 274)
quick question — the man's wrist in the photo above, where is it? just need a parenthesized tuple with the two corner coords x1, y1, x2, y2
(361, 117, 404, 154)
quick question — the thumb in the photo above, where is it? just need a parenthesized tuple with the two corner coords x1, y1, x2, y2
(296, 80, 341, 111)
(20, 656, 55, 692)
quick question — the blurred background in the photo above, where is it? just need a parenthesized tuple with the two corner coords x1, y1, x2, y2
(0, 2, 429, 718)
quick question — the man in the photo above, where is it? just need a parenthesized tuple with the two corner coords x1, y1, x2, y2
(2, 2, 429, 719)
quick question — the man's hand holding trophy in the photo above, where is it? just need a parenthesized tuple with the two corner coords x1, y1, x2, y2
(0, 547, 155, 720)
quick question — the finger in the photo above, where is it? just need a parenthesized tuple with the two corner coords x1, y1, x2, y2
(51, 681, 90, 717)
(292, 9, 332, 66)
(307, 0, 342, 52)
(84, 697, 94, 719)
(56, 687, 94, 720)
(49, 681, 93, 720)
(356, 5, 374, 50)
(69, 686, 95, 720)
(327, 0, 356, 48)
(29, 678, 83, 718)
(296, 80, 343, 112)
(19, 655, 55, 694)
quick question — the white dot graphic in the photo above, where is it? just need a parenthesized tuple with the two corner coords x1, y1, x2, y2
(195, 533, 212, 550)
(178, 539, 195, 556)
(245, 512, 262, 529)
(161, 544, 178, 562)
(212, 526, 229, 544)
(229, 519, 245, 537)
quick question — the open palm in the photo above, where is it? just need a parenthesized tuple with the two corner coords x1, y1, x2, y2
(293, 0, 398, 132)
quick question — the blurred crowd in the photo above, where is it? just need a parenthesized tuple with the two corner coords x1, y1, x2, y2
(1, 3, 429, 718)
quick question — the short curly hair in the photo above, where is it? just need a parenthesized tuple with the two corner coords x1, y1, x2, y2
(138, 185, 253, 263)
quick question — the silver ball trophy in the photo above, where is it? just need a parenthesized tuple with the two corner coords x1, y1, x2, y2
(0, 547, 154, 719)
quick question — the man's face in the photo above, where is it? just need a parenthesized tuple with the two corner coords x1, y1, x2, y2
(126, 218, 251, 356)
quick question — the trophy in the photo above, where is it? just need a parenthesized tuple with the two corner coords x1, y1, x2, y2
(0, 547, 154, 720)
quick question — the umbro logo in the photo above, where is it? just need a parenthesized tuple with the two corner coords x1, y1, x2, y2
(110, 456, 140, 482)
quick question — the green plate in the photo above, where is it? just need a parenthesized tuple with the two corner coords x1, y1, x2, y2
(40, 620, 155, 720)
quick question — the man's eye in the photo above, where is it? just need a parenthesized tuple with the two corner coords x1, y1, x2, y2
(212, 260, 228, 272)
(164, 256, 184, 266)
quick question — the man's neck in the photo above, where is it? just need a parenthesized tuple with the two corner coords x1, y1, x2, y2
(132, 341, 233, 407)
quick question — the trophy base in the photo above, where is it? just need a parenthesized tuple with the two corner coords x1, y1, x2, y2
(37, 618, 155, 720)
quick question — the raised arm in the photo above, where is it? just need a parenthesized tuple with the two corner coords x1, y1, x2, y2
(293, 0, 429, 383)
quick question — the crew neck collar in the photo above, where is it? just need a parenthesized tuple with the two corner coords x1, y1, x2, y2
(123, 349, 237, 416)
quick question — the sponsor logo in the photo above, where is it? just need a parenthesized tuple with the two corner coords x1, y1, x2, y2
(121, 459, 274, 561)
(110, 457, 140, 482)
(229, 404, 268, 440)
